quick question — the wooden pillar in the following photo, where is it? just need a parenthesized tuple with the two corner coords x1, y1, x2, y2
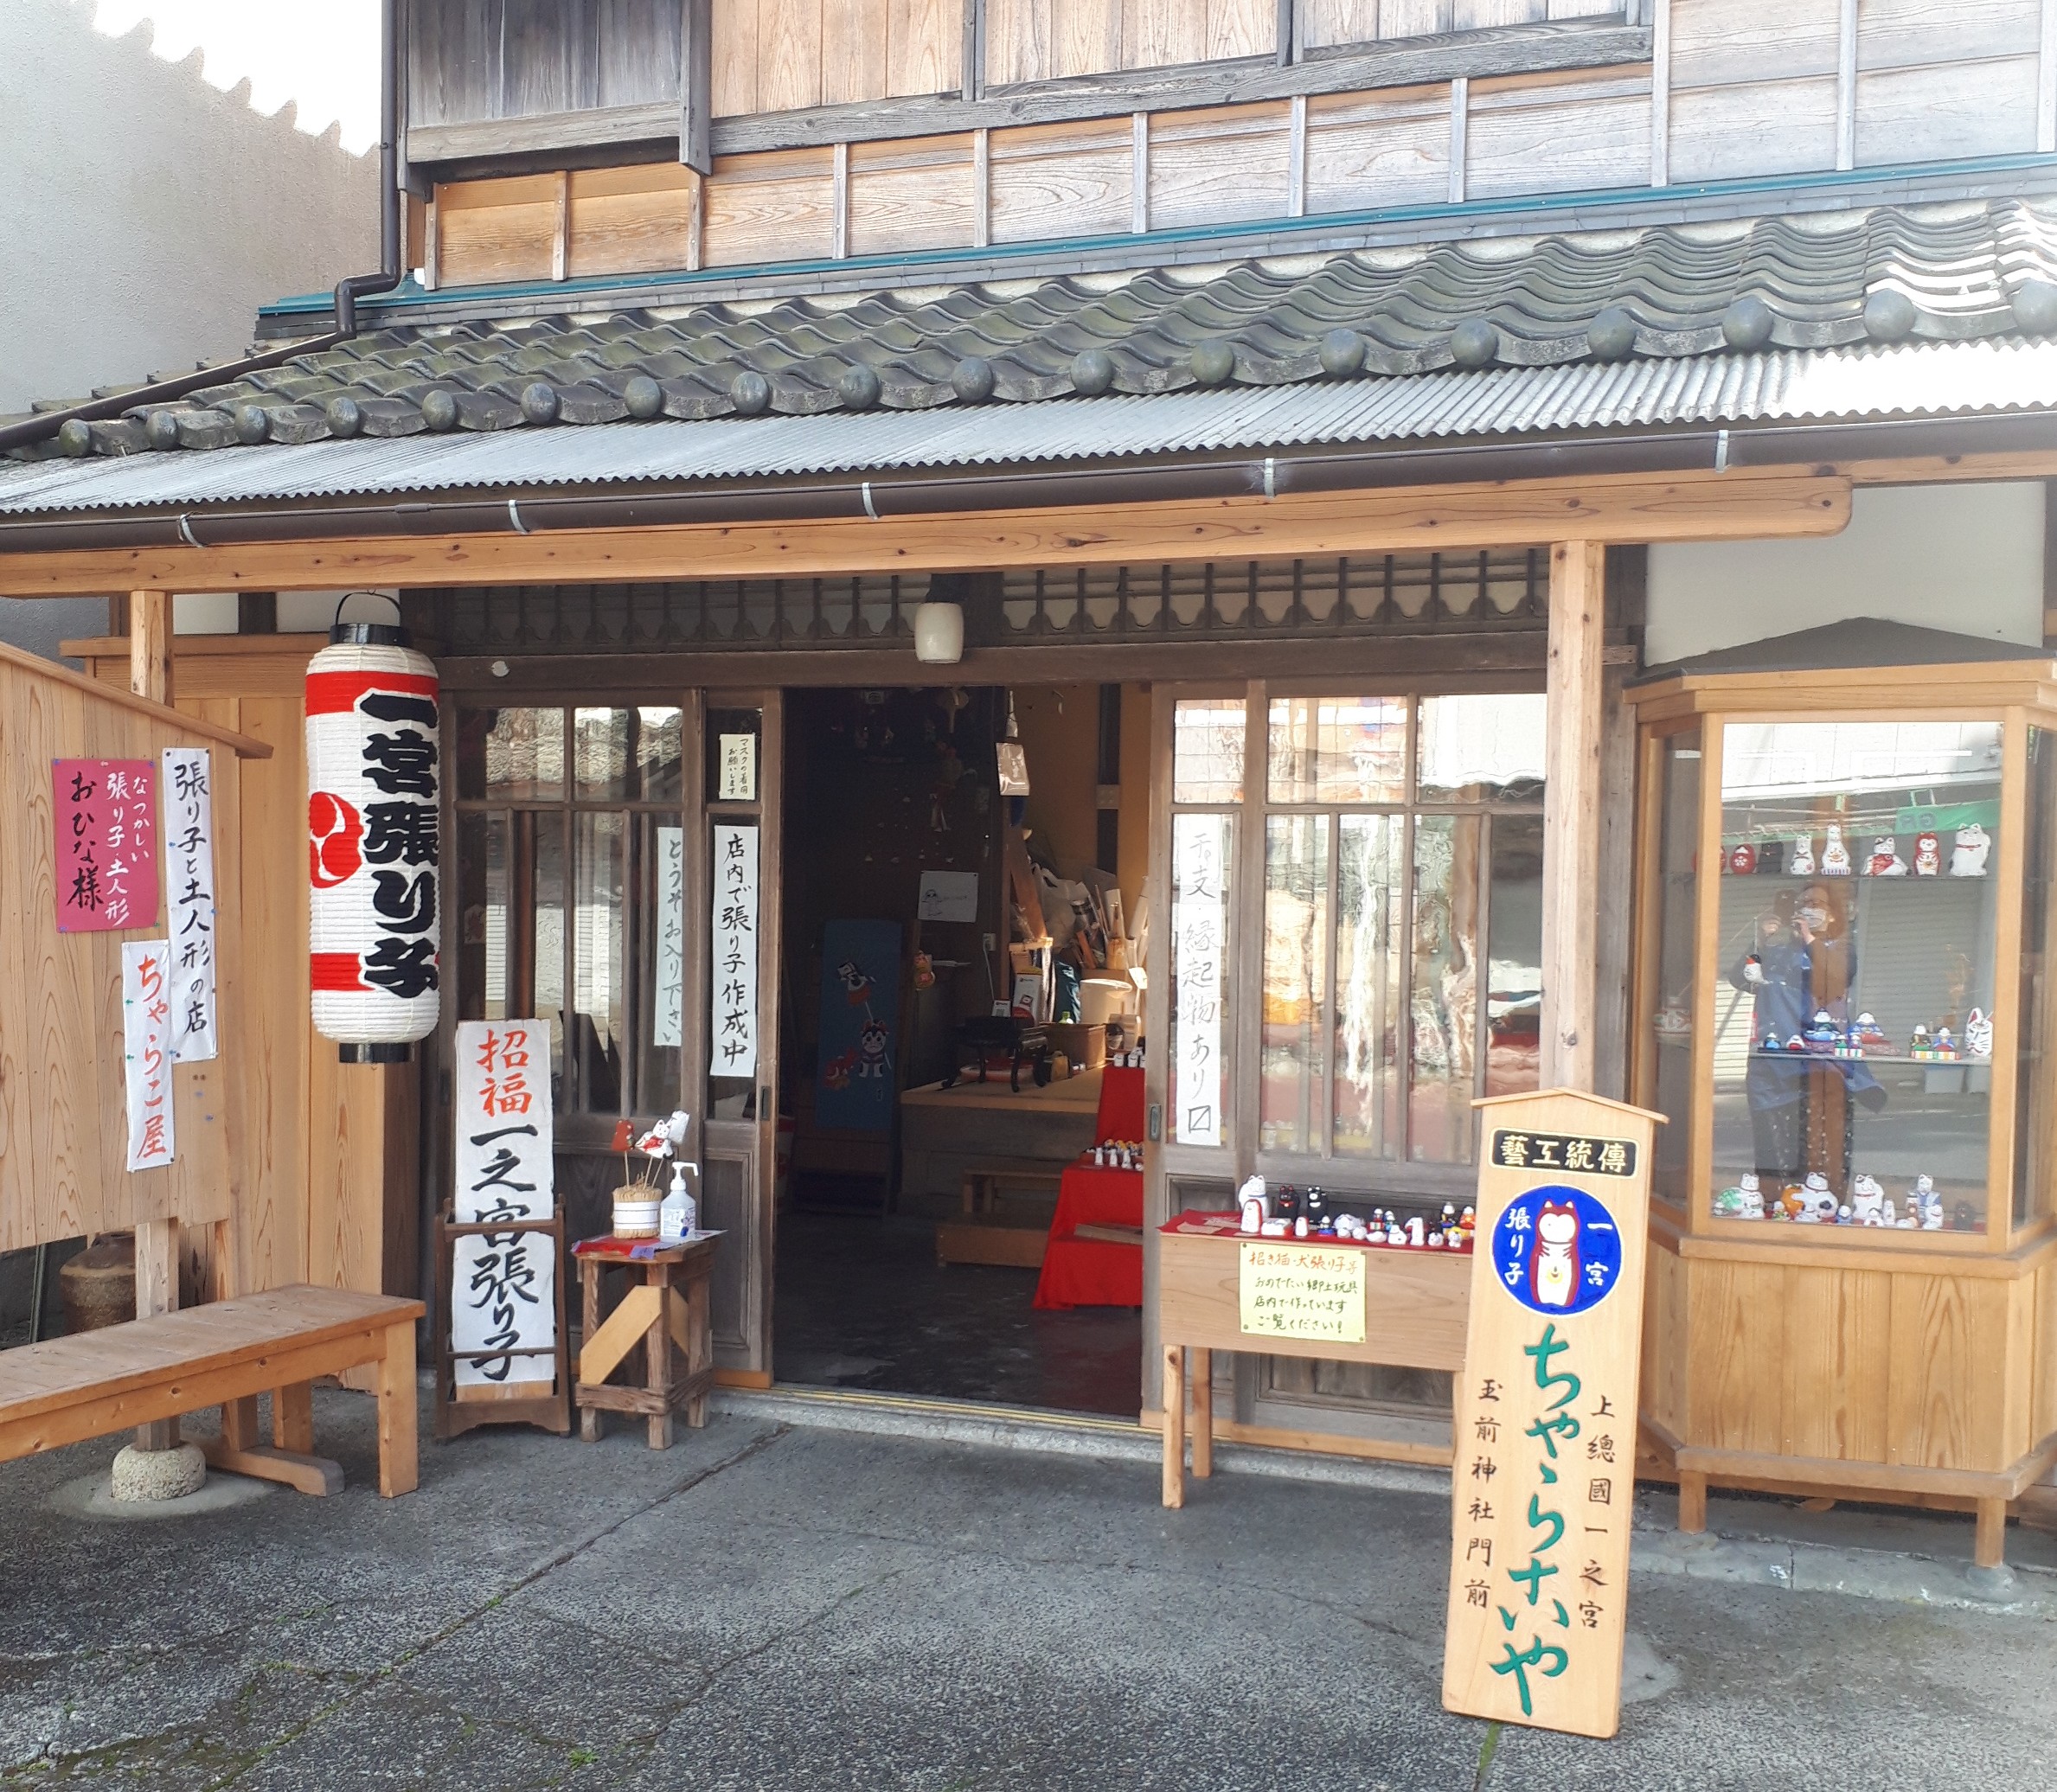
(1541, 542, 1607, 1091)
(129, 590, 179, 1450)
(129, 589, 172, 706)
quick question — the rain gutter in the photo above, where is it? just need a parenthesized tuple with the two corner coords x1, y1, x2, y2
(2, 410, 2052, 556)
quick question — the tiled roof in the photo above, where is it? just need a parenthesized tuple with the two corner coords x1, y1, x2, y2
(14, 197, 2057, 464)
(2, 336, 2054, 517)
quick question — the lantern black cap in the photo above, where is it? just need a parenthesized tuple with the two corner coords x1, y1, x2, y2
(339, 1042, 412, 1064)
(329, 621, 412, 648)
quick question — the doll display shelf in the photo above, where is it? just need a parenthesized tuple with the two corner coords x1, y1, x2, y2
(1628, 621, 2057, 1564)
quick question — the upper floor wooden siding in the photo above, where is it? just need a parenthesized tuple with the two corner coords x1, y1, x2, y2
(407, 0, 2057, 293)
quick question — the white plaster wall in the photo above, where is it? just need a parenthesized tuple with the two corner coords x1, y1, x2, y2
(0, 1, 378, 419)
(1645, 483, 2047, 664)
(0, 1, 380, 656)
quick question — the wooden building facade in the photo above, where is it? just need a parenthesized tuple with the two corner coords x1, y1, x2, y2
(5, 0, 2057, 1551)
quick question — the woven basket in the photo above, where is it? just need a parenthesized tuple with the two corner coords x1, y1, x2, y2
(612, 1189, 663, 1239)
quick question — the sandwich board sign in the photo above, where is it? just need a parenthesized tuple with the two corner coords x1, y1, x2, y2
(1441, 1088, 1663, 1741)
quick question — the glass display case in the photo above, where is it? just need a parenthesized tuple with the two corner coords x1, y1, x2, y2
(1631, 637, 2057, 1254)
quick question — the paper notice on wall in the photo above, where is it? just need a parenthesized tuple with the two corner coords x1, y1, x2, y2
(1171, 813, 1227, 1148)
(451, 1228, 557, 1388)
(54, 758, 158, 932)
(917, 868, 979, 922)
(711, 822, 759, 1079)
(160, 748, 218, 1061)
(453, 1019, 554, 1223)
(121, 940, 176, 1170)
(654, 825, 685, 1046)
(718, 733, 756, 802)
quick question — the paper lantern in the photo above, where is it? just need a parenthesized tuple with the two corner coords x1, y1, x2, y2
(306, 621, 440, 1061)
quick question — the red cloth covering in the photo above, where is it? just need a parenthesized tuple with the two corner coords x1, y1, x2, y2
(1094, 1064, 1146, 1143)
(1033, 1157, 1144, 1309)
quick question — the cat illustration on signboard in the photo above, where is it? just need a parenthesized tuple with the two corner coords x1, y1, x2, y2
(1528, 1200, 1582, 1309)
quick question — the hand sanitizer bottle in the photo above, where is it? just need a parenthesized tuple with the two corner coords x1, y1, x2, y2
(659, 1162, 697, 1245)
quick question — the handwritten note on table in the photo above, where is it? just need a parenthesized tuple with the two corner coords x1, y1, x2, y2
(1238, 1241, 1368, 1345)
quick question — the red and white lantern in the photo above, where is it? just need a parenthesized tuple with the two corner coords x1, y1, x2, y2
(306, 621, 440, 1061)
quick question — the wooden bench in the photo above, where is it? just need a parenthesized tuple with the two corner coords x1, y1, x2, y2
(0, 1286, 424, 1498)
(958, 1160, 1065, 1216)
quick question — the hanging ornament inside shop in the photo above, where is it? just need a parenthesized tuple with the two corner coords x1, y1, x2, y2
(305, 598, 441, 1061)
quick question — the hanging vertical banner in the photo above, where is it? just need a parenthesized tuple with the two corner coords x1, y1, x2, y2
(711, 822, 759, 1079)
(120, 940, 176, 1170)
(654, 825, 685, 1048)
(160, 748, 218, 1062)
(54, 758, 159, 933)
(452, 1019, 556, 1391)
(1171, 813, 1227, 1148)
(1442, 1089, 1662, 1742)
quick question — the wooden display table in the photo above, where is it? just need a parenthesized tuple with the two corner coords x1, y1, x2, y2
(1156, 1213, 1471, 1507)
(573, 1233, 719, 1450)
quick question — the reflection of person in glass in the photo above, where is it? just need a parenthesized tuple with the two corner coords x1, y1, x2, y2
(1727, 881, 1885, 1187)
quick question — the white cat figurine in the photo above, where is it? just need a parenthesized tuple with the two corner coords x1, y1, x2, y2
(1820, 823, 1851, 876)
(1787, 835, 1817, 876)
(1951, 823, 1990, 877)
(1866, 838, 1906, 876)
(1849, 1174, 1885, 1225)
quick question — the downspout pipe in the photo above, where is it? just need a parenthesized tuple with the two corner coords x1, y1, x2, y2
(332, 0, 404, 337)
(0, 0, 401, 458)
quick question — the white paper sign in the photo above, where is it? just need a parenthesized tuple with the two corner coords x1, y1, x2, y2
(1171, 814, 1227, 1148)
(712, 822, 759, 1079)
(121, 940, 176, 1170)
(718, 733, 756, 802)
(160, 747, 218, 1062)
(654, 825, 685, 1047)
(454, 1019, 554, 1222)
(451, 1229, 557, 1388)
(917, 868, 980, 922)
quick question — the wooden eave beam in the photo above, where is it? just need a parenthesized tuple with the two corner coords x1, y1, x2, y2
(0, 470, 1850, 598)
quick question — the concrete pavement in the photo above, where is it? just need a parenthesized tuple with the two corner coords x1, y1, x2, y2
(0, 1387, 2052, 1789)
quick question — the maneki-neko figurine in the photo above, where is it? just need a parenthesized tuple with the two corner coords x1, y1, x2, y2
(1820, 822, 1853, 875)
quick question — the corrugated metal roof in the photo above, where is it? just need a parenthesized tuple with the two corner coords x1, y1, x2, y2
(0, 336, 2052, 517)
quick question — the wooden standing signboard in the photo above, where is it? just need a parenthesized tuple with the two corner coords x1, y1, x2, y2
(1441, 1089, 1662, 1742)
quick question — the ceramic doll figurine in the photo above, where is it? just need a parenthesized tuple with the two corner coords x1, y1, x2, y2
(1911, 1174, 1944, 1230)
(1714, 1172, 1765, 1219)
(1866, 837, 1906, 876)
(1951, 823, 1991, 876)
(1762, 1030, 1785, 1053)
(1727, 842, 1757, 874)
(1804, 1008, 1841, 1051)
(1913, 831, 1942, 876)
(1261, 1217, 1289, 1237)
(1458, 1206, 1477, 1245)
(1293, 1213, 1310, 1238)
(1849, 1174, 1885, 1224)
(1820, 822, 1852, 875)
(1796, 1173, 1838, 1223)
(1406, 1215, 1426, 1248)
(1965, 1008, 1994, 1058)
(1788, 834, 1817, 876)
(1850, 1012, 1891, 1053)
(1934, 1027, 1958, 1060)
(1910, 1024, 1932, 1058)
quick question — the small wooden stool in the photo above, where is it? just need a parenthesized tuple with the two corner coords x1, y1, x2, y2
(572, 1233, 719, 1450)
